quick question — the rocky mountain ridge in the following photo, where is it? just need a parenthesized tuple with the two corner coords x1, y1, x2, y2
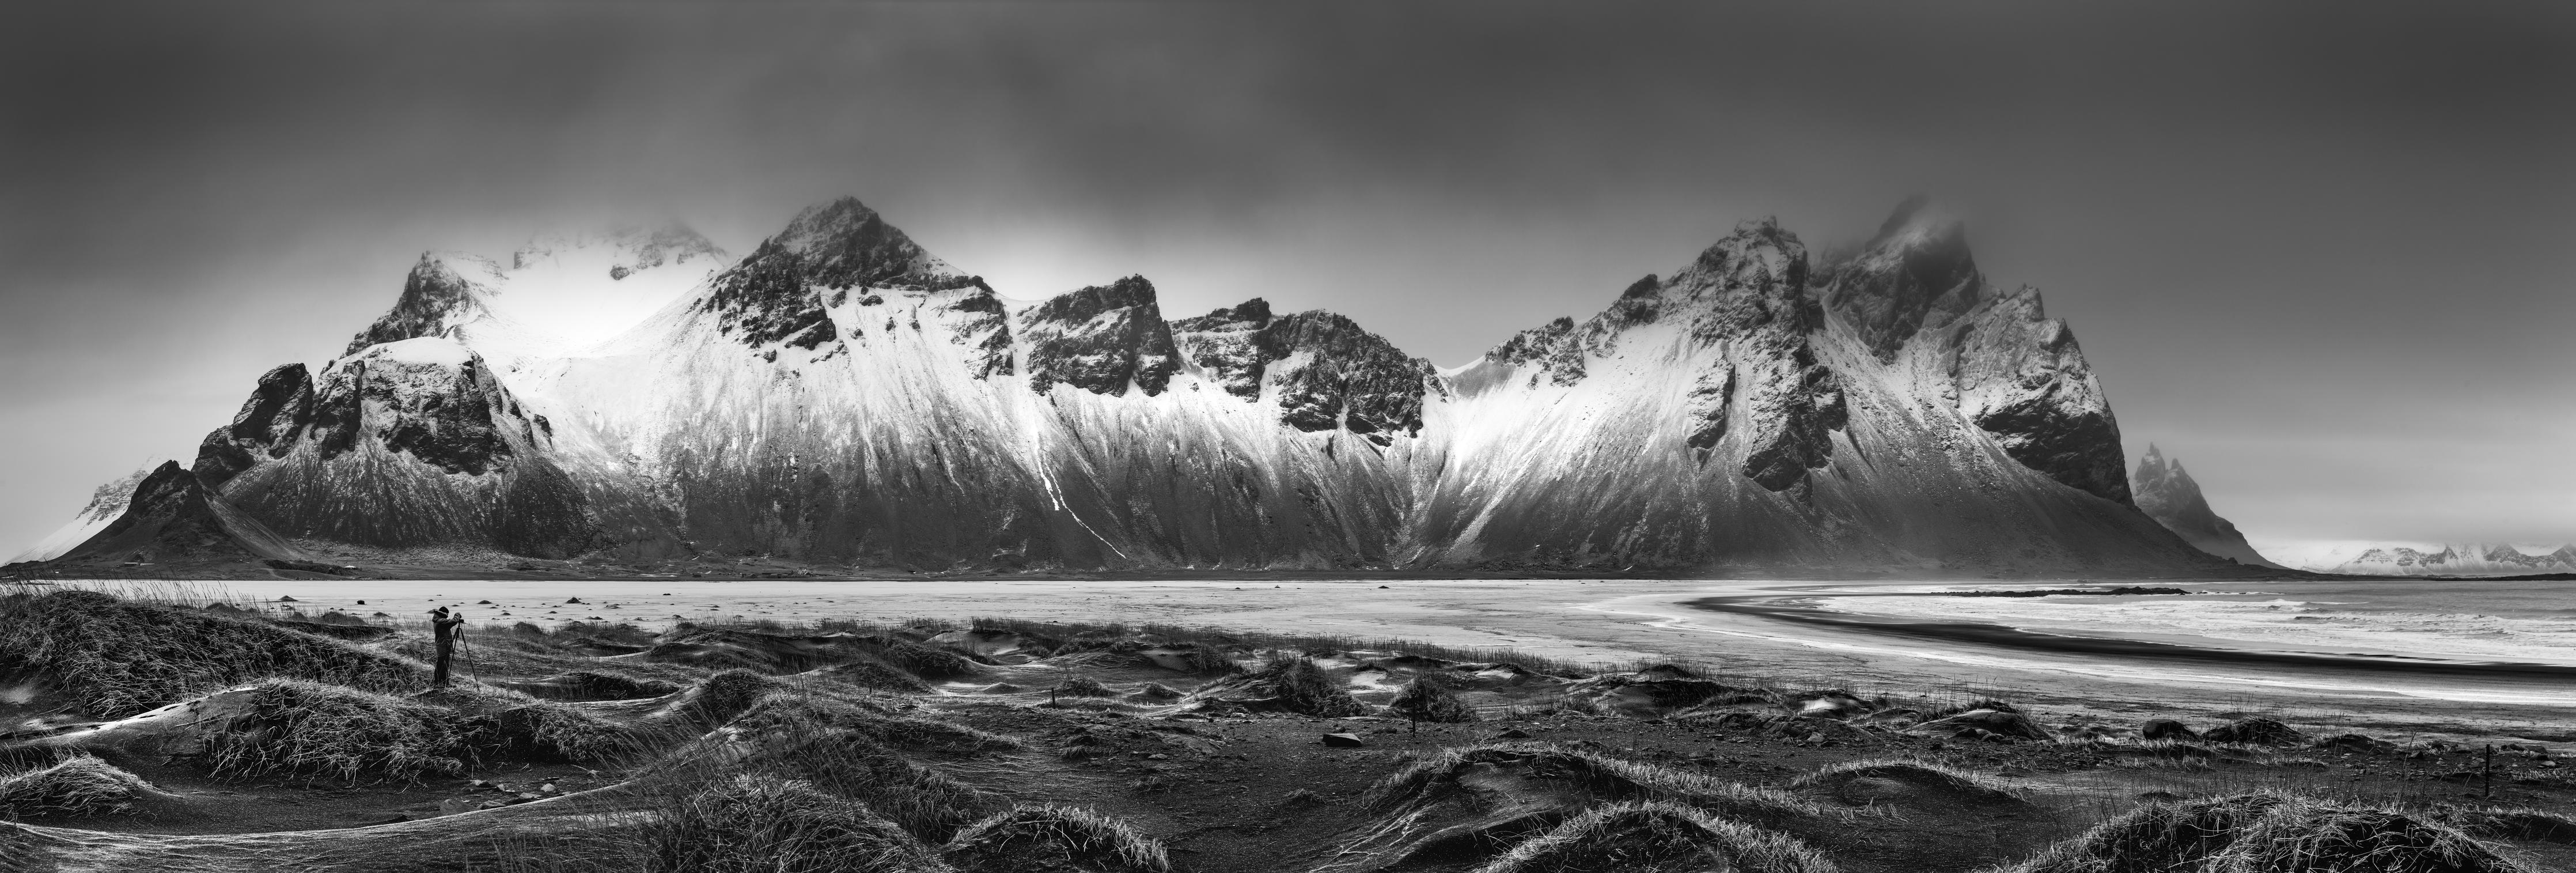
(2129, 445, 2279, 568)
(18, 196, 2244, 575)
(2291, 542, 2576, 577)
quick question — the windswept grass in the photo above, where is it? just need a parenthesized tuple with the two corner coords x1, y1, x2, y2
(944, 804, 1171, 873)
(202, 678, 468, 784)
(1366, 742, 1829, 823)
(1192, 655, 1367, 716)
(470, 700, 651, 764)
(1389, 676, 1479, 723)
(1475, 801, 1838, 873)
(1994, 792, 2529, 873)
(2432, 804, 2576, 844)
(0, 588, 423, 718)
(1791, 758, 2021, 802)
(0, 755, 163, 818)
(627, 774, 949, 873)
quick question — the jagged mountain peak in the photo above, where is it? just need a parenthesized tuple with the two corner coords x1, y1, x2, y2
(1020, 275, 1181, 396)
(2131, 445, 2277, 567)
(344, 254, 506, 356)
(1677, 216, 1809, 297)
(1826, 197, 1984, 361)
(768, 196, 966, 290)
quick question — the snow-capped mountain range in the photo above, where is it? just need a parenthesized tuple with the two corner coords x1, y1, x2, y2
(16, 196, 2248, 574)
(2266, 542, 2576, 577)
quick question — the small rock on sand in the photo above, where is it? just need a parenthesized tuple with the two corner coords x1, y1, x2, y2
(2141, 718, 2198, 740)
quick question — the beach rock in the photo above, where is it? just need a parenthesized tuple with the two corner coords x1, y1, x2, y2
(1908, 708, 2052, 742)
(1321, 732, 1366, 748)
(1789, 691, 1871, 720)
(2204, 717, 2305, 746)
(2315, 733, 2397, 754)
(2141, 718, 2199, 740)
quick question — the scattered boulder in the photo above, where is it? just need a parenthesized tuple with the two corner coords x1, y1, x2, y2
(2204, 717, 2305, 746)
(2139, 718, 2198, 741)
(1322, 733, 1366, 748)
(1905, 708, 2052, 742)
(2314, 732, 2398, 754)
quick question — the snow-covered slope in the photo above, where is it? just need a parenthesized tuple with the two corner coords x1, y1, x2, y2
(344, 223, 726, 369)
(2130, 445, 2280, 568)
(29, 195, 2242, 574)
(7, 466, 150, 563)
(2278, 542, 2576, 576)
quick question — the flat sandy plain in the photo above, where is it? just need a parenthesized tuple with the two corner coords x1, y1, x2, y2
(96, 576, 2576, 745)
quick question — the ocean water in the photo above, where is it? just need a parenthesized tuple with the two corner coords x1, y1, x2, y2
(1806, 579, 2576, 667)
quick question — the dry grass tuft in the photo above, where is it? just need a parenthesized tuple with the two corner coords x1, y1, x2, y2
(1389, 676, 1479, 723)
(469, 700, 650, 764)
(1996, 792, 2529, 873)
(1791, 757, 2021, 803)
(626, 774, 950, 872)
(1366, 742, 1828, 823)
(0, 589, 422, 718)
(944, 804, 1171, 872)
(1475, 800, 1838, 873)
(0, 755, 163, 818)
(1193, 655, 1367, 716)
(2431, 804, 2576, 844)
(202, 678, 468, 784)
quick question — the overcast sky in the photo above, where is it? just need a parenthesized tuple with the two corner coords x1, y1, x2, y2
(3, 2, 2571, 559)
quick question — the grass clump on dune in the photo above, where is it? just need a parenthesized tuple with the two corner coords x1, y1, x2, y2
(1367, 743, 1827, 823)
(1790, 758, 2021, 806)
(1389, 677, 1479, 723)
(727, 693, 1023, 757)
(631, 774, 949, 873)
(1998, 792, 2528, 873)
(805, 657, 934, 694)
(861, 640, 982, 681)
(469, 700, 650, 764)
(2215, 799, 2529, 872)
(943, 804, 1170, 873)
(1475, 801, 1838, 873)
(657, 669, 802, 728)
(2432, 804, 2576, 844)
(497, 670, 686, 702)
(0, 755, 165, 818)
(0, 589, 422, 719)
(741, 730, 1007, 843)
(1193, 655, 1367, 717)
(202, 678, 467, 784)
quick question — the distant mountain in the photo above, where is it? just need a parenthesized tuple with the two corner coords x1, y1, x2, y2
(2130, 445, 2280, 568)
(7, 465, 150, 564)
(16, 196, 2242, 576)
(41, 462, 310, 569)
(2283, 542, 2576, 577)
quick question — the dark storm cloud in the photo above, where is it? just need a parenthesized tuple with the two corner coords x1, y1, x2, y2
(3, 2, 2571, 555)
